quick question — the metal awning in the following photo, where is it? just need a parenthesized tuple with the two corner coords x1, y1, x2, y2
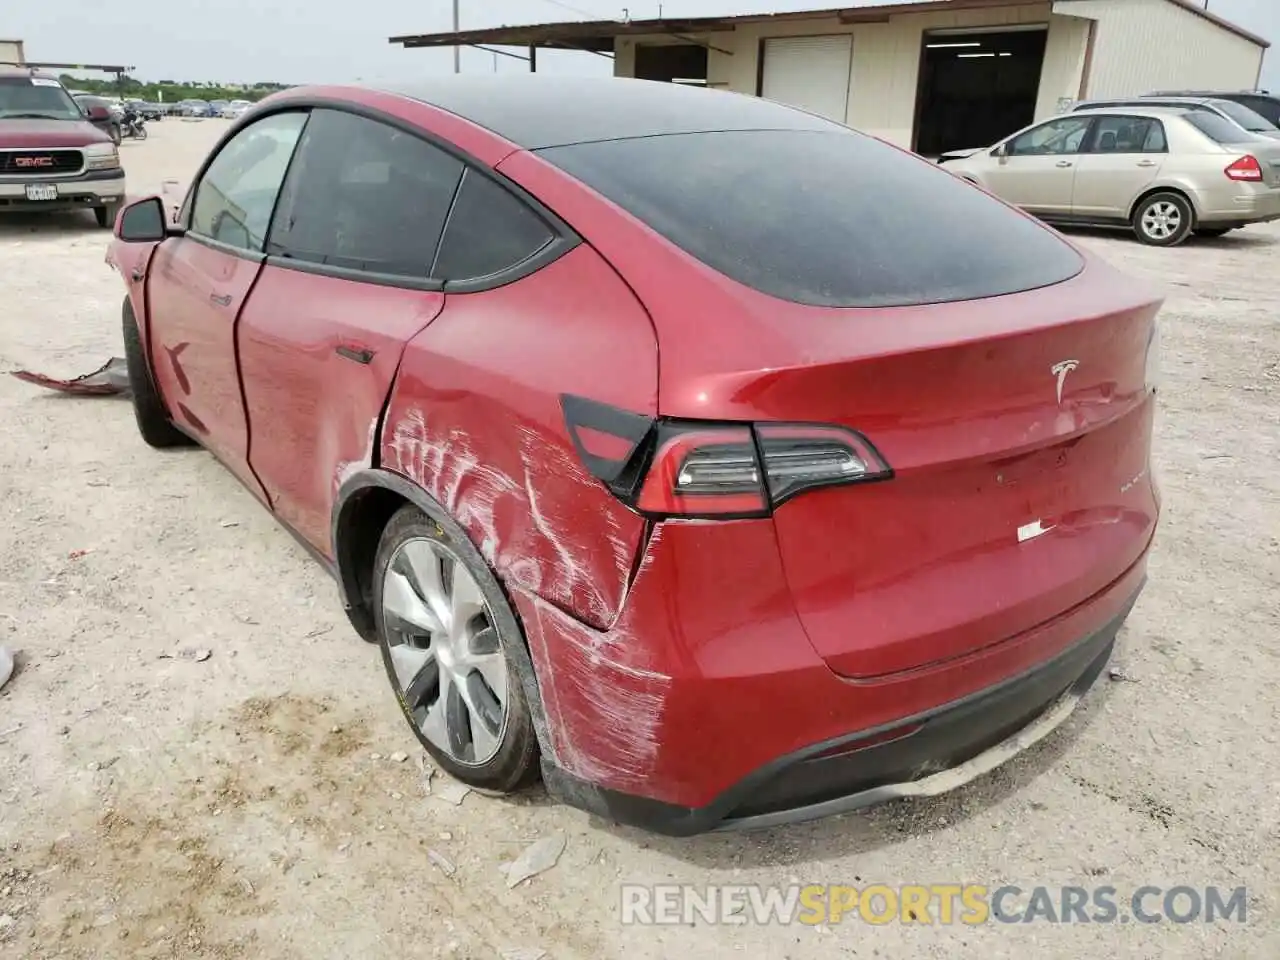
(388, 2, 1032, 53)
(389, 0, 1269, 53)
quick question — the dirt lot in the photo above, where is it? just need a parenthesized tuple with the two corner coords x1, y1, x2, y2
(0, 118, 1277, 960)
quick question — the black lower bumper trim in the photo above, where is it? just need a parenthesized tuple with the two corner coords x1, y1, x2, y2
(542, 588, 1140, 836)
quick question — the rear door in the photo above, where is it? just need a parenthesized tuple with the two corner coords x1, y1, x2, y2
(985, 115, 1093, 213)
(146, 110, 307, 499)
(1071, 114, 1167, 218)
(238, 108, 463, 555)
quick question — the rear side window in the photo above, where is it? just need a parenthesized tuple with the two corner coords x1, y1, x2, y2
(1238, 95, 1280, 126)
(1184, 112, 1248, 144)
(1210, 99, 1275, 133)
(1091, 116, 1165, 153)
(432, 169, 555, 282)
(267, 108, 464, 278)
(538, 129, 1083, 308)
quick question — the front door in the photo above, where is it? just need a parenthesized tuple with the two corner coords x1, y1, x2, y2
(238, 108, 465, 555)
(1070, 114, 1167, 219)
(146, 110, 308, 499)
(986, 115, 1094, 214)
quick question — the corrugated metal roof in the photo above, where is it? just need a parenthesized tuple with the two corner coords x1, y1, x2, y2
(389, 0, 1269, 53)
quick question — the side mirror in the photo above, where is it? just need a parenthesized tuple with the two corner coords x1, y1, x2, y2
(992, 142, 1009, 158)
(116, 196, 170, 242)
(87, 105, 110, 122)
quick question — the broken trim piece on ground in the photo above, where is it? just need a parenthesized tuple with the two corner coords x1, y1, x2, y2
(9, 357, 130, 396)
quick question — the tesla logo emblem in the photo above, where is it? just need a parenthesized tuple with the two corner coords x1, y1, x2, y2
(1051, 360, 1079, 405)
(14, 156, 54, 168)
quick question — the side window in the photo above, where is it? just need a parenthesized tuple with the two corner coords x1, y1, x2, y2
(190, 111, 307, 252)
(432, 169, 556, 282)
(267, 109, 464, 279)
(1008, 117, 1092, 157)
(1240, 96, 1280, 126)
(1091, 116, 1163, 154)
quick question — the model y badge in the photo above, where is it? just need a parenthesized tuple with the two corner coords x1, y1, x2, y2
(1051, 360, 1079, 405)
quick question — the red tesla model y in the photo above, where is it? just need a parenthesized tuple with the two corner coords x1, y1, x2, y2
(107, 76, 1161, 835)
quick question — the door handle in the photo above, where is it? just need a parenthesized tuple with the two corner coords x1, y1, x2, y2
(1055, 160, 1074, 168)
(1136, 160, 1158, 168)
(335, 345, 375, 365)
(209, 293, 232, 307)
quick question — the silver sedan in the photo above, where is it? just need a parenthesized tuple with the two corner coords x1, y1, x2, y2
(940, 106, 1280, 246)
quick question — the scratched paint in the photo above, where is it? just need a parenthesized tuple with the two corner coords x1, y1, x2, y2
(519, 589, 671, 786)
(384, 405, 668, 778)
(387, 407, 636, 627)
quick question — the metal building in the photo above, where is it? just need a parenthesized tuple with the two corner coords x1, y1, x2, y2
(0, 38, 25, 64)
(390, 0, 1271, 156)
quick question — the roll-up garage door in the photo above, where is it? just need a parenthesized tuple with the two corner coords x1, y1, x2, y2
(760, 35, 853, 123)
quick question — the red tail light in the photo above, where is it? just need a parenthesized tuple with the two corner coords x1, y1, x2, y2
(561, 396, 893, 519)
(1225, 155, 1264, 182)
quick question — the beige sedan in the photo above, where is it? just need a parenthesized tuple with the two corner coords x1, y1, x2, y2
(940, 106, 1280, 246)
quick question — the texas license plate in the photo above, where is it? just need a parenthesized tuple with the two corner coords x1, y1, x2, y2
(25, 184, 58, 201)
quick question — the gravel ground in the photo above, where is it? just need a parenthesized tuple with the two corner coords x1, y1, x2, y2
(0, 119, 1277, 960)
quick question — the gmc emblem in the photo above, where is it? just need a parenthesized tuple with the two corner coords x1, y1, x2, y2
(14, 156, 54, 168)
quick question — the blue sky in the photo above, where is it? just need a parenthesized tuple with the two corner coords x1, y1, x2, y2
(5, 0, 1276, 89)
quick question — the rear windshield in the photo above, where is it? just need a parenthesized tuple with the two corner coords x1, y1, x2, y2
(0, 76, 81, 121)
(1185, 111, 1251, 144)
(1210, 99, 1275, 133)
(537, 129, 1083, 308)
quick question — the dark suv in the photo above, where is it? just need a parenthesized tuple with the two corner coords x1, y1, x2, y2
(1150, 90, 1280, 128)
(0, 67, 127, 227)
(1073, 95, 1279, 138)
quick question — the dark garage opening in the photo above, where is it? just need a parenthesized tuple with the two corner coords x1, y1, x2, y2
(913, 27, 1048, 157)
(635, 43, 708, 84)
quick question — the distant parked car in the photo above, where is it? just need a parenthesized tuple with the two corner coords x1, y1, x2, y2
(176, 99, 213, 118)
(221, 99, 252, 119)
(1072, 96, 1280, 139)
(208, 99, 229, 117)
(940, 105, 1280, 246)
(126, 99, 163, 121)
(1150, 90, 1280, 128)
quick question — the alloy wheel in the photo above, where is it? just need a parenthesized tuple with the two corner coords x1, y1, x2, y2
(1141, 201, 1182, 241)
(381, 537, 509, 765)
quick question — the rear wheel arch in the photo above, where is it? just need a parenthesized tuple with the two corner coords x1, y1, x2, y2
(331, 469, 556, 753)
(1128, 184, 1197, 224)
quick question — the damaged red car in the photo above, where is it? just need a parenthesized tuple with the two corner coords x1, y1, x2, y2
(107, 77, 1161, 835)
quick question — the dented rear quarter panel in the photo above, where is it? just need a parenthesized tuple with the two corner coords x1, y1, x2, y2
(380, 241, 658, 627)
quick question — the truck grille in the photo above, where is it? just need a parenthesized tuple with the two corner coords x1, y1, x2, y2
(0, 149, 85, 176)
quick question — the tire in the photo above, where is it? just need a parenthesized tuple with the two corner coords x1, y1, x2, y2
(1131, 192, 1194, 247)
(372, 503, 540, 793)
(1195, 227, 1231, 238)
(135, 125, 148, 141)
(94, 202, 120, 230)
(121, 298, 194, 448)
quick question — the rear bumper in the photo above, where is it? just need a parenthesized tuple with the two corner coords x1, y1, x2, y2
(545, 592, 1131, 835)
(1197, 183, 1280, 225)
(0, 168, 126, 212)
(516, 514, 1151, 835)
